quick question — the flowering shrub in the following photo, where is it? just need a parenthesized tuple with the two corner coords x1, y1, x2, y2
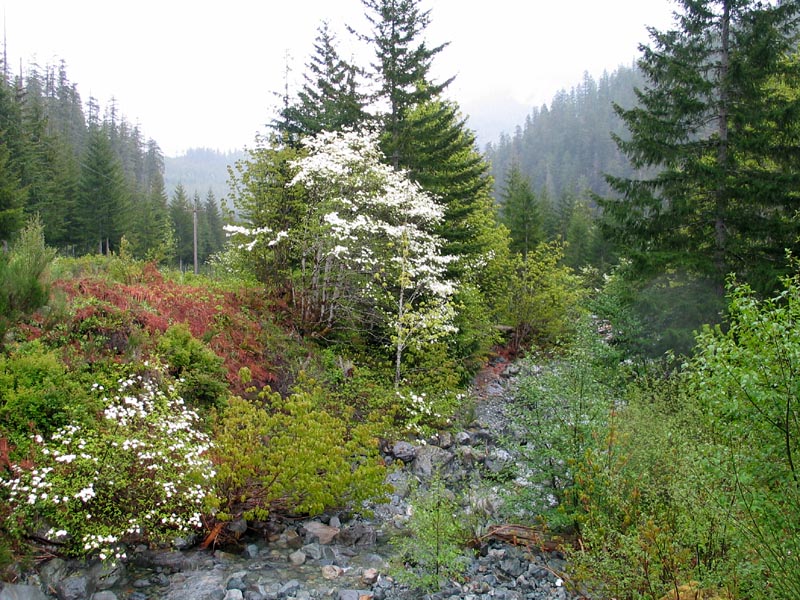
(2, 362, 214, 561)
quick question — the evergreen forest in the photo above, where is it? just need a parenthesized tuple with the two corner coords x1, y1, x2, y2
(1, 1, 800, 598)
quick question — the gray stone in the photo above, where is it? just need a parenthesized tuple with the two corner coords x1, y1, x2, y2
(90, 592, 118, 600)
(163, 573, 226, 600)
(0, 584, 49, 600)
(277, 579, 300, 597)
(228, 519, 248, 535)
(391, 441, 417, 463)
(455, 431, 472, 445)
(284, 529, 303, 549)
(484, 448, 513, 473)
(226, 577, 247, 591)
(288, 550, 306, 566)
(301, 543, 323, 560)
(223, 591, 244, 600)
(411, 445, 454, 477)
(88, 560, 126, 591)
(244, 592, 265, 600)
(243, 544, 260, 559)
(38, 558, 69, 591)
(328, 515, 341, 528)
(336, 523, 376, 547)
(55, 575, 95, 600)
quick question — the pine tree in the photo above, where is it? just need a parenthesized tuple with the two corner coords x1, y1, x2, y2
(277, 22, 368, 144)
(356, 0, 454, 168)
(500, 163, 542, 259)
(76, 126, 130, 254)
(601, 0, 800, 294)
(169, 184, 194, 269)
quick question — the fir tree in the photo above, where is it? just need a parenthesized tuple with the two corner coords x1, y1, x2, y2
(76, 126, 129, 254)
(277, 22, 368, 144)
(500, 163, 542, 259)
(356, 0, 454, 168)
(169, 184, 194, 269)
(601, 0, 800, 294)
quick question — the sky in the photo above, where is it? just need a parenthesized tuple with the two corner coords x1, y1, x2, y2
(2, 0, 676, 157)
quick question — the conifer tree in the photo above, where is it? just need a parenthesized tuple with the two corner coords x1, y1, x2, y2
(277, 22, 368, 145)
(169, 184, 194, 269)
(601, 0, 800, 294)
(356, 0, 454, 168)
(76, 126, 129, 254)
(500, 163, 542, 259)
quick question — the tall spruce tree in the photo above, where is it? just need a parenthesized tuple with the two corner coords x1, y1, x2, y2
(169, 184, 194, 269)
(77, 126, 129, 254)
(500, 163, 543, 259)
(276, 22, 368, 145)
(601, 0, 800, 294)
(356, 0, 454, 168)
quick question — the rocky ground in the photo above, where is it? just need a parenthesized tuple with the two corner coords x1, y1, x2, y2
(0, 355, 582, 600)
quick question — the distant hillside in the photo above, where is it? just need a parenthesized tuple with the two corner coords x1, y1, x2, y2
(485, 64, 646, 203)
(165, 148, 247, 205)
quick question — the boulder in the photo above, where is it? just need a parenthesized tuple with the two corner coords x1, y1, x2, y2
(302, 521, 339, 545)
(0, 584, 49, 600)
(411, 445, 454, 477)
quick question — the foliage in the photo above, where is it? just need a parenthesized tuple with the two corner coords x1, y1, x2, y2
(157, 323, 228, 411)
(2, 362, 214, 561)
(600, 0, 800, 295)
(392, 475, 472, 592)
(688, 272, 800, 599)
(229, 130, 457, 384)
(0, 216, 56, 323)
(499, 162, 543, 259)
(0, 341, 100, 461)
(209, 380, 388, 521)
(508, 315, 621, 526)
(502, 240, 586, 350)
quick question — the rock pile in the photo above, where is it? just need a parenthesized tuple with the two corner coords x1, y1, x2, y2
(3, 359, 581, 600)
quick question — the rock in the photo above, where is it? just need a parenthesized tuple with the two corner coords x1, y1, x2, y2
(224, 591, 244, 600)
(302, 521, 339, 545)
(277, 579, 301, 597)
(328, 515, 341, 528)
(226, 575, 247, 591)
(336, 523, 376, 547)
(390, 441, 417, 462)
(284, 528, 303, 549)
(289, 550, 306, 566)
(244, 592, 265, 600)
(243, 544, 260, 559)
(361, 568, 379, 585)
(321, 565, 343, 580)
(55, 575, 95, 600)
(338, 590, 373, 600)
(455, 431, 472, 445)
(485, 448, 513, 473)
(162, 573, 226, 600)
(228, 519, 248, 536)
(430, 431, 453, 449)
(90, 592, 118, 600)
(38, 558, 69, 592)
(0, 584, 49, 600)
(88, 560, 126, 591)
(411, 445, 454, 477)
(301, 542, 323, 560)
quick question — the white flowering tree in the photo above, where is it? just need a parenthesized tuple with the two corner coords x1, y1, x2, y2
(228, 129, 457, 385)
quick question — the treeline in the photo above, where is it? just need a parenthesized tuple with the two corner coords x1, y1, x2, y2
(0, 61, 225, 267)
(484, 65, 646, 270)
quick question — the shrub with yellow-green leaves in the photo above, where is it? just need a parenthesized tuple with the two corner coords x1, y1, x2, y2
(209, 379, 388, 522)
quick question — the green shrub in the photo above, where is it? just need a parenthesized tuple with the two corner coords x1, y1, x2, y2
(391, 475, 472, 592)
(0, 217, 56, 342)
(209, 379, 388, 521)
(2, 362, 214, 561)
(157, 323, 228, 410)
(502, 240, 586, 350)
(688, 274, 800, 599)
(0, 342, 100, 461)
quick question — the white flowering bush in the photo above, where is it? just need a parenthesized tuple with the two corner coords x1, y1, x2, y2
(228, 129, 458, 385)
(2, 361, 214, 561)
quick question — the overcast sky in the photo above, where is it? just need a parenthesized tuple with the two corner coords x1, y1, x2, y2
(2, 0, 676, 156)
